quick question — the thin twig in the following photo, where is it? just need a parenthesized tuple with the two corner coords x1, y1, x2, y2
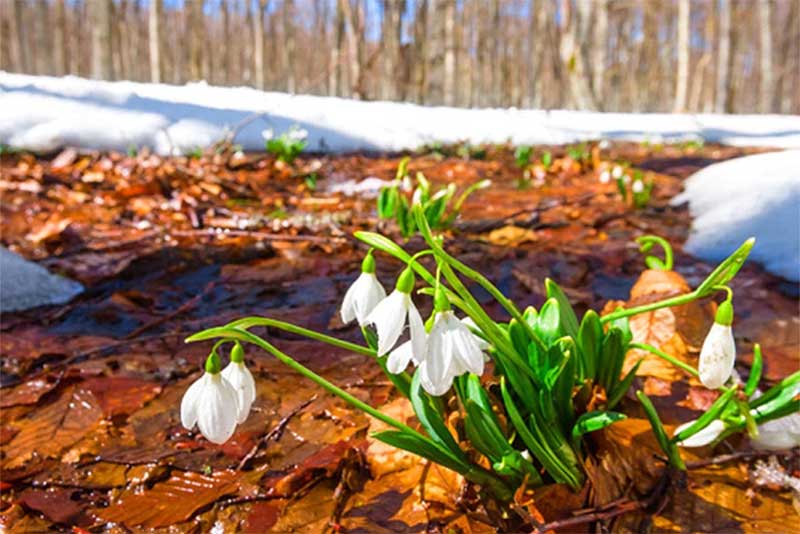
(685, 448, 798, 469)
(237, 396, 317, 471)
(124, 281, 215, 339)
(530, 499, 646, 534)
(171, 229, 347, 244)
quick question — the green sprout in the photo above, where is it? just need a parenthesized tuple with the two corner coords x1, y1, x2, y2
(264, 125, 307, 164)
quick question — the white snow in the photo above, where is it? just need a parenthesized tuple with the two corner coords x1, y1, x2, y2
(2, 72, 800, 155)
(673, 150, 800, 282)
(0, 247, 83, 312)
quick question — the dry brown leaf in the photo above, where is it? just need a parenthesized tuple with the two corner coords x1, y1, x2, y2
(95, 469, 240, 528)
(3, 387, 103, 469)
(484, 225, 538, 246)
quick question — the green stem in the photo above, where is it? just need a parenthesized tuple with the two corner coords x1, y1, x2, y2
(195, 327, 420, 435)
(629, 342, 699, 377)
(601, 293, 696, 324)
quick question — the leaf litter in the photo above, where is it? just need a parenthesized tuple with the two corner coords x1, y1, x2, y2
(0, 142, 797, 532)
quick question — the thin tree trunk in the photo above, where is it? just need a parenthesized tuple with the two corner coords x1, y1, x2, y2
(715, 0, 731, 113)
(673, 0, 690, 112)
(330, 0, 345, 96)
(284, 0, 296, 93)
(442, 0, 456, 106)
(148, 0, 161, 82)
(253, 0, 266, 89)
(380, 0, 402, 101)
(90, 0, 113, 79)
(559, 0, 596, 109)
(186, 0, 203, 81)
(340, 0, 364, 99)
(221, 0, 231, 84)
(592, 0, 608, 108)
(758, 0, 773, 112)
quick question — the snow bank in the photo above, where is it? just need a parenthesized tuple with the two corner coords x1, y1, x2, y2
(673, 150, 800, 282)
(2, 72, 800, 155)
(0, 247, 83, 312)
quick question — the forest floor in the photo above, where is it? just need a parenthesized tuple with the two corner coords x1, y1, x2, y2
(0, 142, 798, 533)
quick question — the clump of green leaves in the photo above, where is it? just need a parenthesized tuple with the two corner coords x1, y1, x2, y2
(566, 142, 591, 165)
(264, 125, 307, 164)
(377, 157, 490, 238)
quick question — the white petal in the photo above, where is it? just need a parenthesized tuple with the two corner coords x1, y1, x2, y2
(180, 373, 207, 430)
(353, 273, 386, 325)
(196, 374, 239, 444)
(340, 275, 360, 324)
(386, 341, 414, 374)
(366, 291, 407, 355)
(461, 316, 490, 350)
(698, 323, 736, 389)
(221, 362, 257, 424)
(407, 301, 427, 363)
(752, 413, 800, 450)
(449, 316, 485, 376)
(419, 359, 454, 396)
(422, 316, 454, 394)
(674, 419, 725, 447)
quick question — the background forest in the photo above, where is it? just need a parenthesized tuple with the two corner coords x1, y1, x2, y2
(1, 0, 798, 114)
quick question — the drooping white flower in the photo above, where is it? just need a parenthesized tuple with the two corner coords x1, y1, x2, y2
(386, 339, 420, 374)
(261, 129, 274, 141)
(365, 267, 426, 358)
(288, 128, 308, 141)
(751, 413, 800, 450)
(632, 179, 645, 193)
(181, 353, 240, 444)
(611, 165, 623, 179)
(698, 300, 736, 389)
(674, 418, 726, 447)
(341, 251, 386, 326)
(419, 310, 486, 396)
(220, 343, 256, 424)
(599, 170, 611, 183)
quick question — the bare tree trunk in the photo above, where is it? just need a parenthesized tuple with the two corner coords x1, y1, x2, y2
(592, 0, 608, 108)
(52, 0, 68, 75)
(330, 0, 345, 96)
(559, 0, 595, 109)
(220, 0, 230, 84)
(90, 0, 113, 79)
(442, 0, 456, 106)
(341, 0, 364, 99)
(490, 0, 501, 106)
(714, 0, 731, 113)
(380, 0, 402, 101)
(758, 0, 773, 112)
(412, 0, 428, 104)
(673, 0, 690, 112)
(284, 0, 296, 93)
(7, 0, 29, 72)
(253, 0, 266, 89)
(148, 0, 161, 82)
(186, 0, 203, 80)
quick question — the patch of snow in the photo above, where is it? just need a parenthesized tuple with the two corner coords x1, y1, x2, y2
(2, 72, 800, 155)
(673, 150, 800, 282)
(327, 176, 393, 197)
(0, 247, 83, 312)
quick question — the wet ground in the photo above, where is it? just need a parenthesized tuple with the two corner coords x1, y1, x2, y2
(0, 142, 797, 532)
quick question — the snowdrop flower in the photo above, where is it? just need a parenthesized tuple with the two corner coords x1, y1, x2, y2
(674, 419, 726, 447)
(288, 127, 308, 141)
(220, 343, 256, 424)
(366, 267, 426, 359)
(751, 413, 800, 450)
(611, 165, 623, 179)
(261, 129, 274, 141)
(698, 300, 736, 389)
(181, 352, 239, 444)
(417, 289, 486, 396)
(599, 170, 611, 183)
(341, 250, 386, 326)
(632, 179, 645, 194)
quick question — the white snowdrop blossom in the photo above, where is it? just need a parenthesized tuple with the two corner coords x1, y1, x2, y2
(288, 128, 308, 141)
(261, 129, 274, 141)
(419, 311, 486, 396)
(181, 354, 240, 444)
(341, 252, 386, 326)
(632, 179, 645, 193)
(599, 170, 611, 183)
(674, 419, 726, 447)
(698, 300, 736, 389)
(611, 165, 623, 179)
(386, 339, 421, 374)
(366, 268, 426, 359)
(221, 344, 256, 424)
(751, 413, 800, 450)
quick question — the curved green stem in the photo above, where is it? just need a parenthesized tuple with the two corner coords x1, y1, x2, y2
(629, 342, 699, 377)
(190, 326, 418, 435)
(636, 235, 674, 271)
(601, 293, 696, 324)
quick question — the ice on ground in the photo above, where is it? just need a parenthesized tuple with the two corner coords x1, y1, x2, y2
(673, 150, 800, 282)
(2, 72, 800, 155)
(0, 247, 83, 312)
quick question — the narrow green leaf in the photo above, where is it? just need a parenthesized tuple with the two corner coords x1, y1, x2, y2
(695, 238, 755, 297)
(545, 278, 580, 339)
(672, 387, 736, 443)
(577, 310, 603, 380)
(572, 411, 626, 441)
(372, 430, 466, 473)
(636, 391, 686, 470)
(607, 357, 642, 409)
(744, 344, 763, 398)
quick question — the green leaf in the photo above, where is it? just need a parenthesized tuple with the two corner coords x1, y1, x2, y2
(409, 370, 465, 458)
(535, 298, 562, 344)
(744, 344, 763, 398)
(599, 328, 625, 393)
(636, 391, 685, 470)
(354, 231, 410, 261)
(577, 310, 603, 380)
(371, 430, 465, 473)
(607, 357, 642, 409)
(463, 399, 510, 462)
(508, 319, 529, 361)
(545, 279, 579, 339)
(395, 156, 410, 180)
(672, 387, 736, 443)
(552, 337, 577, 432)
(572, 411, 626, 443)
(695, 238, 755, 297)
